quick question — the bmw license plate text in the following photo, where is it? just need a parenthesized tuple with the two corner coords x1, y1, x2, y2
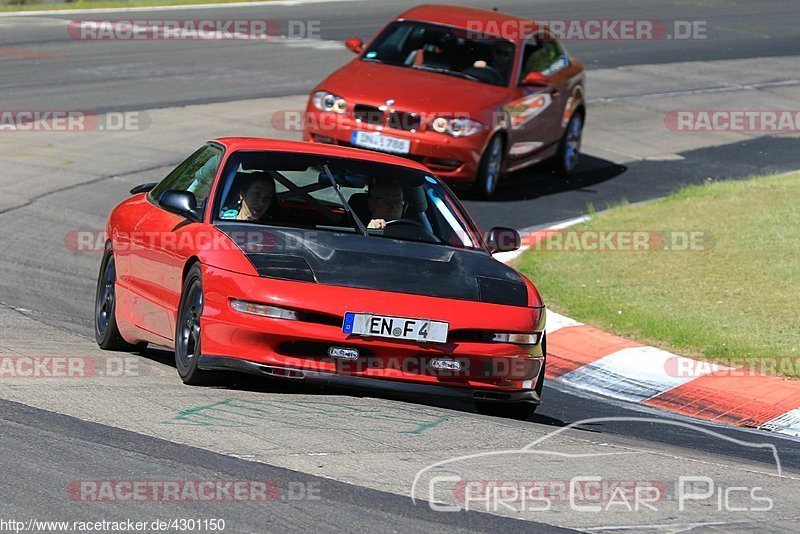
(350, 131, 411, 154)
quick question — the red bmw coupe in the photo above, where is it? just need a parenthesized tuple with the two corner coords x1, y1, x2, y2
(95, 139, 546, 417)
(304, 4, 586, 198)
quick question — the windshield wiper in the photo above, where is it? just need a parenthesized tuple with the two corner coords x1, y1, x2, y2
(411, 64, 479, 81)
(321, 163, 369, 237)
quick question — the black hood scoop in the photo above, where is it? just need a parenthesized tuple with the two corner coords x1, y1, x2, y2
(218, 224, 528, 307)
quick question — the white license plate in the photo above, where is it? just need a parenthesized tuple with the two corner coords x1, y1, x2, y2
(351, 131, 411, 154)
(342, 312, 448, 343)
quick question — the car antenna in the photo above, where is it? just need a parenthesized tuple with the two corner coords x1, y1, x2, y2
(322, 163, 369, 237)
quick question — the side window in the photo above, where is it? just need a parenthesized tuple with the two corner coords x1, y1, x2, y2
(149, 144, 223, 210)
(520, 34, 568, 80)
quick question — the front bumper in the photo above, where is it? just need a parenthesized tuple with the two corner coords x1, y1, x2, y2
(198, 356, 540, 404)
(200, 264, 545, 397)
(302, 108, 490, 183)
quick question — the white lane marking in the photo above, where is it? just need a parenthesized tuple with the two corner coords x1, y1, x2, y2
(492, 214, 590, 264)
(0, 17, 69, 26)
(545, 310, 582, 335)
(557, 346, 724, 403)
(759, 409, 800, 437)
(772, 168, 800, 177)
(542, 215, 592, 231)
(587, 79, 800, 104)
(283, 38, 344, 50)
(0, 0, 363, 17)
(581, 521, 748, 531)
(711, 24, 773, 40)
(490, 248, 524, 263)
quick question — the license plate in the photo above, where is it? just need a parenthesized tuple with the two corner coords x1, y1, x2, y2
(342, 312, 448, 343)
(351, 130, 411, 154)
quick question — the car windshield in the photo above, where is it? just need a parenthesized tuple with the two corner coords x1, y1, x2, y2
(362, 21, 516, 87)
(214, 151, 484, 250)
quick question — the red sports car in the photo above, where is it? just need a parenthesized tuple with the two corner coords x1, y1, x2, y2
(95, 139, 546, 417)
(303, 4, 586, 198)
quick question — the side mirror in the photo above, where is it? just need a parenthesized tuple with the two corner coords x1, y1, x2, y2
(158, 190, 201, 222)
(129, 182, 157, 195)
(345, 37, 364, 54)
(486, 227, 521, 254)
(521, 71, 549, 86)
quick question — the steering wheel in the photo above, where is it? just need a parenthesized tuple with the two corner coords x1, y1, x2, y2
(383, 219, 441, 243)
(463, 65, 503, 85)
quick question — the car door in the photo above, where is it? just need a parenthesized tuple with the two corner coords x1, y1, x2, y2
(129, 143, 223, 343)
(504, 31, 572, 164)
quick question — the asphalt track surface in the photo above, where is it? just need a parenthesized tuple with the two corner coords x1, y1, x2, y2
(0, 397, 569, 533)
(3, 0, 800, 111)
(1, 0, 800, 531)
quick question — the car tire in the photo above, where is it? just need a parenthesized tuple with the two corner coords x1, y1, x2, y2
(95, 248, 146, 352)
(475, 401, 538, 420)
(472, 134, 504, 199)
(175, 263, 214, 385)
(552, 111, 584, 176)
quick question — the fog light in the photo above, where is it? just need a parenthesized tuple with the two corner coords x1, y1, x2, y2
(231, 300, 300, 320)
(328, 347, 359, 360)
(431, 358, 462, 371)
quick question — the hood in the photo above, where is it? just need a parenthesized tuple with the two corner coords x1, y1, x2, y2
(321, 60, 509, 116)
(218, 223, 528, 307)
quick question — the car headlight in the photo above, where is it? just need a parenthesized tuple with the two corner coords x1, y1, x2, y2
(312, 91, 347, 114)
(491, 332, 543, 345)
(430, 117, 483, 137)
(231, 299, 300, 320)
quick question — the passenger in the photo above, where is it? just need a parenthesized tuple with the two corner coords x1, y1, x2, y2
(366, 180, 405, 229)
(232, 173, 276, 222)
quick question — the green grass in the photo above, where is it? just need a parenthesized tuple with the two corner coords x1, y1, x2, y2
(516, 172, 800, 378)
(0, 0, 276, 13)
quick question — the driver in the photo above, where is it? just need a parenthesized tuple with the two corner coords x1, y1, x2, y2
(473, 41, 514, 83)
(366, 180, 404, 229)
(233, 173, 276, 222)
